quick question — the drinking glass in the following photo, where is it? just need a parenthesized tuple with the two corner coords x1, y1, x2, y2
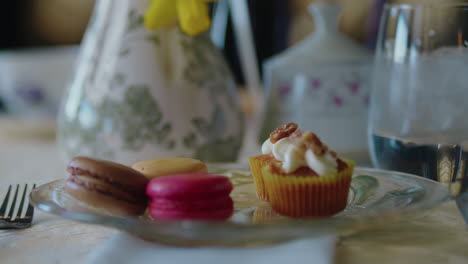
(368, 3, 468, 219)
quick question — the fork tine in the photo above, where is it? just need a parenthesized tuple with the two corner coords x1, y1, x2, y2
(24, 184, 36, 219)
(0, 185, 12, 218)
(24, 204, 34, 220)
(6, 185, 20, 219)
(16, 184, 28, 218)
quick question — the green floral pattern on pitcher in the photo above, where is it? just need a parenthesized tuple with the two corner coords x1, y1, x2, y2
(182, 105, 243, 161)
(60, 85, 175, 158)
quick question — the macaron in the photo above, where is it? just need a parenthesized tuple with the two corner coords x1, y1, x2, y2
(146, 173, 233, 221)
(132, 158, 208, 180)
(65, 156, 149, 216)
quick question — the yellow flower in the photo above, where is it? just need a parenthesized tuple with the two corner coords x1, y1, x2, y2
(144, 0, 215, 36)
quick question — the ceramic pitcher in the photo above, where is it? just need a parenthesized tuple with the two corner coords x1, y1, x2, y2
(58, 0, 244, 165)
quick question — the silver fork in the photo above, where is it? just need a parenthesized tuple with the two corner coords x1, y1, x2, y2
(0, 184, 36, 229)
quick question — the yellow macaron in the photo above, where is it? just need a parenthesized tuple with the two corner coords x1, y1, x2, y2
(132, 158, 208, 180)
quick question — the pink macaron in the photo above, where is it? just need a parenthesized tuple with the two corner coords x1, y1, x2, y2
(146, 173, 234, 221)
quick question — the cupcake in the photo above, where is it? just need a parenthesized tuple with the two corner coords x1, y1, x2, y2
(249, 123, 298, 200)
(250, 123, 354, 218)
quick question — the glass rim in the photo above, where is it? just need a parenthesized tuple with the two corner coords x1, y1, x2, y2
(384, 2, 468, 10)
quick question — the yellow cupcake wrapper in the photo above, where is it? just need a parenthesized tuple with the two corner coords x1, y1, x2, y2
(248, 156, 277, 201)
(262, 159, 355, 218)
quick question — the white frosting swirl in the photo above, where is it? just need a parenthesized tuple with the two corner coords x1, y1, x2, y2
(305, 150, 338, 175)
(261, 139, 273, 154)
(271, 138, 291, 161)
(283, 145, 308, 173)
(261, 137, 338, 175)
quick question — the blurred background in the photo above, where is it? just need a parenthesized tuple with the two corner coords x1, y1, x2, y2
(0, 0, 93, 48)
(0, 0, 376, 50)
(0, 0, 465, 116)
(0, 0, 93, 118)
(0, 0, 384, 115)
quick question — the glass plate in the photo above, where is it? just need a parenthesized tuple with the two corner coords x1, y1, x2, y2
(30, 165, 451, 246)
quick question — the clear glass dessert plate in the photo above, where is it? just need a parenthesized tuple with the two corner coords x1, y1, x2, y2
(30, 165, 451, 246)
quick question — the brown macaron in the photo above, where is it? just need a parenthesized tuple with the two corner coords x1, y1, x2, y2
(65, 156, 149, 216)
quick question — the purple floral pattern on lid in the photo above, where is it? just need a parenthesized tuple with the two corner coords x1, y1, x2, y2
(349, 82, 360, 94)
(333, 96, 343, 106)
(310, 79, 321, 89)
(270, 66, 370, 115)
(278, 84, 291, 96)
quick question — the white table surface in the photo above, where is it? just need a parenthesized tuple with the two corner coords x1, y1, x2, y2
(1, 132, 468, 264)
